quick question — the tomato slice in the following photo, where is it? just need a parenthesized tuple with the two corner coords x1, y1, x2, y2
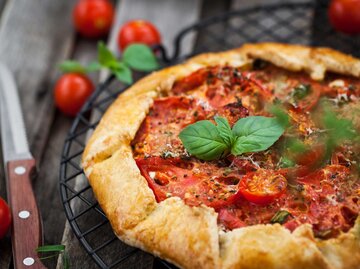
(172, 68, 208, 94)
(237, 169, 287, 205)
(136, 157, 241, 209)
(218, 209, 246, 230)
(132, 96, 210, 157)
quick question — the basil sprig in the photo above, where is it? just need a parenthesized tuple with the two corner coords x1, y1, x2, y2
(59, 42, 159, 85)
(179, 116, 284, 161)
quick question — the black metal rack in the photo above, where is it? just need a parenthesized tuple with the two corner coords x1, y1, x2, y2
(59, 2, 360, 269)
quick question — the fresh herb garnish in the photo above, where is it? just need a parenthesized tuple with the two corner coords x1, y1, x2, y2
(59, 42, 159, 85)
(270, 210, 291, 224)
(36, 244, 69, 269)
(278, 156, 295, 168)
(179, 116, 284, 161)
(292, 84, 311, 100)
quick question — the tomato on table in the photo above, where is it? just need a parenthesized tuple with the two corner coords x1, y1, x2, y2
(328, 0, 360, 35)
(54, 73, 94, 117)
(236, 169, 287, 205)
(136, 157, 241, 209)
(0, 197, 11, 239)
(73, 0, 115, 38)
(117, 20, 161, 51)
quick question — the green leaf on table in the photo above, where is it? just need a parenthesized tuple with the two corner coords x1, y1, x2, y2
(113, 64, 133, 85)
(62, 251, 70, 269)
(36, 245, 65, 253)
(98, 41, 117, 66)
(214, 116, 234, 147)
(179, 120, 228, 161)
(59, 60, 86, 73)
(123, 44, 159, 71)
(231, 116, 284, 154)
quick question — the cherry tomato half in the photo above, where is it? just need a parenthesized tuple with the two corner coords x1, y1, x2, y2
(54, 73, 94, 117)
(237, 169, 287, 205)
(117, 20, 161, 51)
(328, 0, 360, 35)
(73, 0, 115, 38)
(0, 197, 11, 239)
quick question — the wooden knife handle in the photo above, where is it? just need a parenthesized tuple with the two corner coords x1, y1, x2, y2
(7, 159, 47, 269)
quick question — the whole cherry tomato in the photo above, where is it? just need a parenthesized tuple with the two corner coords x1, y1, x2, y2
(328, 0, 360, 35)
(0, 197, 11, 239)
(237, 169, 287, 205)
(117, 20, 161, 51)
(54, 73, 94, 116)
(73, 0, 115, 38)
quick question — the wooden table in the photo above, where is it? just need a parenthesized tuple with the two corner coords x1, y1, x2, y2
(0, 0, 356, 268)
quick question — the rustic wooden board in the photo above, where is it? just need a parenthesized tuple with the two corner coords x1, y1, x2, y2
(0, 1, 76, 268)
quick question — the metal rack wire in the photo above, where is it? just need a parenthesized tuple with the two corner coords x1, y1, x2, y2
(59, 2, 360, 268)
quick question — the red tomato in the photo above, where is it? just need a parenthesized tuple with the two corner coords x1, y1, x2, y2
(328, 0, 360, 34)
(54, 73, 94, 116)
(73, 0, 115, 38)
(117, 20, 161, 51)
(218, 209, 245, 230)
(0, 197, 11, 238)
(237, 169, 287, 205)
(136, 157, 241, 209)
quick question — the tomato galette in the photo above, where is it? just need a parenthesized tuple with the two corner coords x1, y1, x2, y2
(82, 43, 360, 269)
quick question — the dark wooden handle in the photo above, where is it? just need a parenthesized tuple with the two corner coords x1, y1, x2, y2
(7, 159, 47, 269)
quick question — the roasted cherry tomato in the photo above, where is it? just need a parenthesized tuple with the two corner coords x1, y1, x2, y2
(54, 73, 94, 116)
(117, 20, 161, 51)
(73, 0, 115, 38)
(136, 157, 241, 209)
(328, 0, 360, 35)
(237, 169, 287, 205)
(0, 197, 11, 239)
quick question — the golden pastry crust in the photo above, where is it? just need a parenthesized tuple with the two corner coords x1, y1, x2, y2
(82, 43, 360, 269)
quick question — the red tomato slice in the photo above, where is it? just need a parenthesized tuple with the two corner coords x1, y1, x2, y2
(172, 68, 208, 95)
(132, 96, 210, 157)
(237, 169, 287, 205)
(218, 209, 246, 230)
(136, 157, 241, 209)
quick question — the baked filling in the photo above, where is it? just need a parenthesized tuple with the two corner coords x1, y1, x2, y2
(132, 62, 360, 239)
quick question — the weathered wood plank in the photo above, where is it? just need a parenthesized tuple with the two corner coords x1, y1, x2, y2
(0, 0, 76, 162)
(0, 1, 76, 268)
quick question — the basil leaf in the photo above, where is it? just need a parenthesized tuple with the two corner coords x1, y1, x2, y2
(113, 64, 133, 85)
(85, 61, 102, 72)
(268, 104, 290, 128)
(98, 41, 117, 66)
(179, 120, 228, 161)
(62, 250, 70, 269)
(59, 60, 86, 73)
(36, 245, 65, 253)
(270, 210, 291, 224)
(214, 116, 234, 147)
(292, 84, 311, 100)
(232, 116, 284, 154)
(123, 44, 159, 71)
(278, 156, 295, 168)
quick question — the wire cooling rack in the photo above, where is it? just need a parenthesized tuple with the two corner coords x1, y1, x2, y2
(59, 2, 360, 268)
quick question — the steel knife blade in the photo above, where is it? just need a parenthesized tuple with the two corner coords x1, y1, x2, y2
(0, 63, 46, 269)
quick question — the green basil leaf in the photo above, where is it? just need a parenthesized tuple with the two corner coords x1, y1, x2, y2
(98, 41, 117, 66)
(59, 60, 86, 73)
(179, 120, 228, 161)
(292, 84, 311, 100)
(85, 61, 102, 72)
(232, 116, 284, 155)
(113, 64, 133, 85)
(123, 44, 159, 71)
(268, 104, 290, 128)
(214, 116, 234, 147)
(278, 156, 295, 168)
(270, 210, 291, 224)
(36, 245, 65, 253)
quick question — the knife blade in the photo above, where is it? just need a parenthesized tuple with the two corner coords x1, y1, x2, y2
(0, 63, 46, 269)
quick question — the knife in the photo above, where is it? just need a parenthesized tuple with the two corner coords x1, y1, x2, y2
(0, 63, 46, 269)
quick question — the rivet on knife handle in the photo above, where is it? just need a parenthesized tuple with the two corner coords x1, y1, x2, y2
(7, 159, 47, 269)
